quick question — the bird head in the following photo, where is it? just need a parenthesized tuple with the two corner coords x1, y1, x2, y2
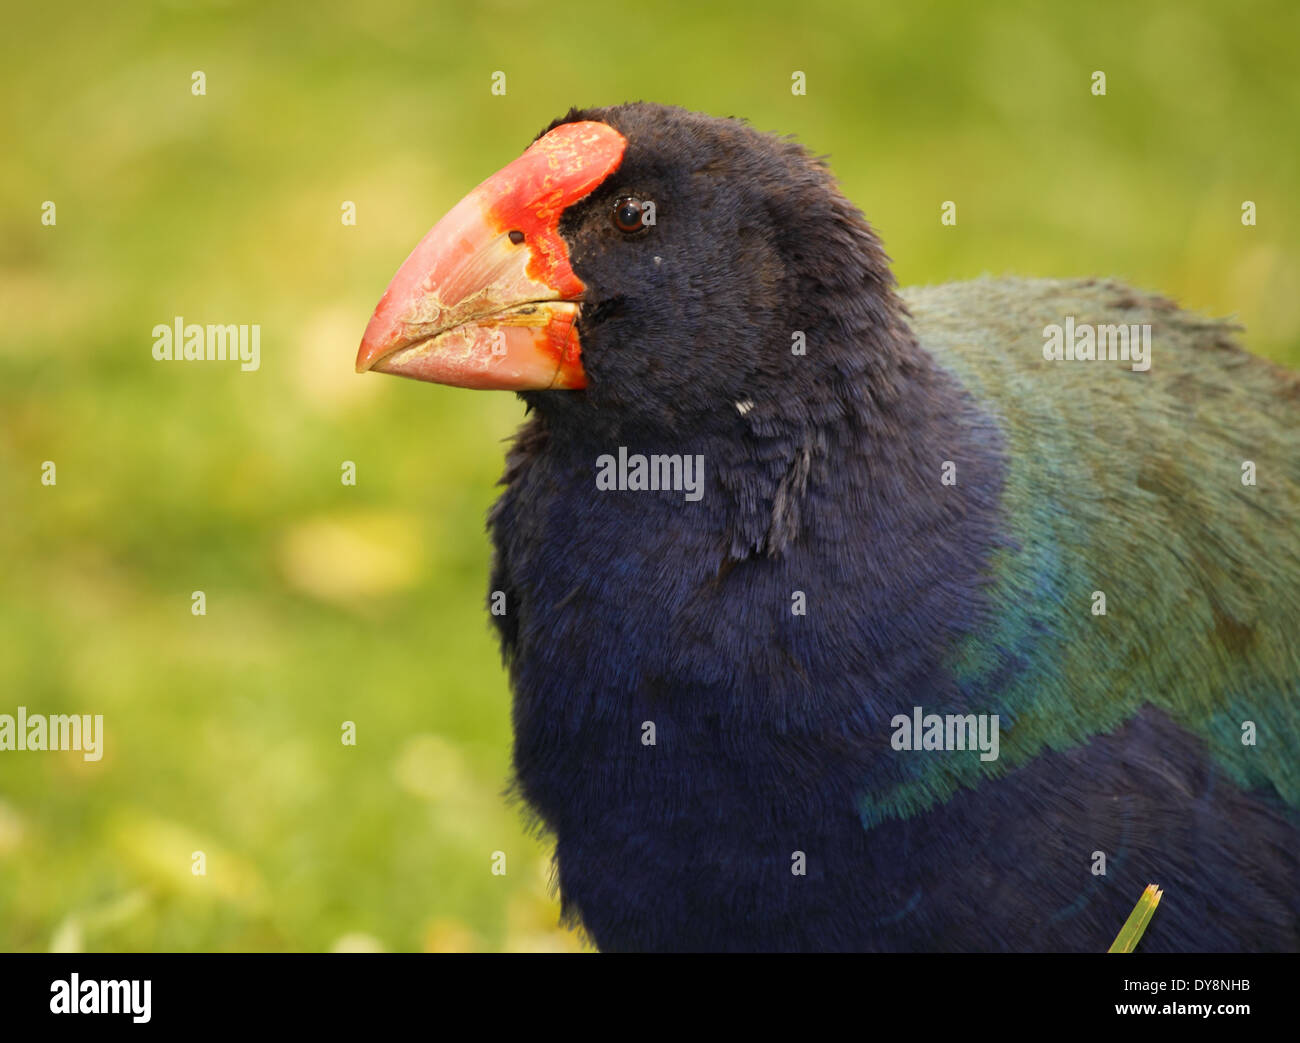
(357, 103, 910, 437)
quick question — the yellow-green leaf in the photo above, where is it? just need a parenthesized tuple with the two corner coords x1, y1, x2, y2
(1108, 883, 1163, 953)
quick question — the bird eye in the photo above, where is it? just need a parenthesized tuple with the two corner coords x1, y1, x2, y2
(613, 197, 646, 233)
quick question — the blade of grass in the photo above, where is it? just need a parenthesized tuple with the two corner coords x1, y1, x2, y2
(1107, 883, 1164, 953)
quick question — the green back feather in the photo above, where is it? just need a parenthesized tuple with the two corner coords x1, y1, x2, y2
(860, 277, 1300, 827)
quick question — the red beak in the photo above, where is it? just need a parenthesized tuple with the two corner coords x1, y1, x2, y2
(356, 121, 626, 390)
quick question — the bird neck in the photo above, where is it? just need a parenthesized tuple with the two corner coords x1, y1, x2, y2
(503, 321, 1009, 888)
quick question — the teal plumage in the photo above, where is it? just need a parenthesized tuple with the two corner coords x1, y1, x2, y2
(870, 277, 1300, 830)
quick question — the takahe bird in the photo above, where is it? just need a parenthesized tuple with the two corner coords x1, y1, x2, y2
(356, 102, 1300, 952)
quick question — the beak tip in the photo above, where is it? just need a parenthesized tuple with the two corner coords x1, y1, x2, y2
(355, 330, 391, 373)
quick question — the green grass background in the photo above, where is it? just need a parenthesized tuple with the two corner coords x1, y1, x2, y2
(1, 0, 1297, 952)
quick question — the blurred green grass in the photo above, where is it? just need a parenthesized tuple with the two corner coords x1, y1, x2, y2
(1, 0, 1297, 952)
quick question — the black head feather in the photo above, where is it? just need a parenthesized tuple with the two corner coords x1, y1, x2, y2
(523, 102, 920, 445)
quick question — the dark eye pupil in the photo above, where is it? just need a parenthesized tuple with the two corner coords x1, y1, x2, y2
(614, 198, 643, 231)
